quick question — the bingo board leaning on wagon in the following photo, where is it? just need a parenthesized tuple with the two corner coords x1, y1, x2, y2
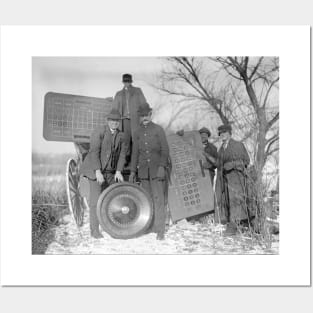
(43, 92, 215, 240)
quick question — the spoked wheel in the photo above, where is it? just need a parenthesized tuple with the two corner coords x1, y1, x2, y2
(97, 182, 154, 239)
(66, 158, 87, 227)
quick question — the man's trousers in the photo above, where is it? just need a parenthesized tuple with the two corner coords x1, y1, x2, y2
(141, 178, 166, 236)
(88, 174, 114, 234)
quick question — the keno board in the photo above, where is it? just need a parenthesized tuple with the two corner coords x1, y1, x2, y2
(43, 92, 113, 143)
(167, 131, 214, 222)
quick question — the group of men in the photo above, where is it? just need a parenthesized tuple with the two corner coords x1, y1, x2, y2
(197, 124, 253, 235)
(80, 73, 169, 240)
(80, 73, 253, 240)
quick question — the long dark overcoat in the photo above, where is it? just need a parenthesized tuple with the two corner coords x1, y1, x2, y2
(113, 85, 146, 137)
(215, 138, 252, 223)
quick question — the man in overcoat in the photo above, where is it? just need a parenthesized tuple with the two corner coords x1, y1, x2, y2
(112, 73, 147, 162)
(129, 103, 169, 240)
(80, 108, 126, 238)
(215, 124, 251, 235)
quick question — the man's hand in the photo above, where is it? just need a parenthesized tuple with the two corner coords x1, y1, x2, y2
(156, 166, 165, 179)
(129, 172, 136, 183)
(95, 169, 105, 185)
(114, 171, 124, 182)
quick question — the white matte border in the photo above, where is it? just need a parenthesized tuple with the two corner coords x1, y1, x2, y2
(0, 26, 310, 286)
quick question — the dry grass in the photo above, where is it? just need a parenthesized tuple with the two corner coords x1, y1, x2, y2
(32, 153, 73, 254)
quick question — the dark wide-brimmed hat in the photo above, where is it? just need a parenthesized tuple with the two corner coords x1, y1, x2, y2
(199, 127, 211, 137)
(122, 73, 133, 83)
(107, 108, 121, 120)
(137, 103, 152, 116)
(217, 124, 232, 136)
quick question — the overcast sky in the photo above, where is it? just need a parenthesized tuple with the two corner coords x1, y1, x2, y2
(32, 57, 167, 154)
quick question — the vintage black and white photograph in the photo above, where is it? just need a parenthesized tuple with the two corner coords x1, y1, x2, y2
(32, 56, 279, 255)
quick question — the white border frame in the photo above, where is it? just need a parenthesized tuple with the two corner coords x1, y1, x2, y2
(0, 26, 310, 286)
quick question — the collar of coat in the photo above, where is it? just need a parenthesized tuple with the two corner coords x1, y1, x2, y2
(140, 121, 154, 128)
(103, 124, 120, 137)
(123, 85, 134, 95)
(222, 137, 234, 150)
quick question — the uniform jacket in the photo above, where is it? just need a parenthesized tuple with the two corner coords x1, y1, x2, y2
(113, 85, 146, 136)
(79, 125, 126, 179)
(130, 121, 169, 179)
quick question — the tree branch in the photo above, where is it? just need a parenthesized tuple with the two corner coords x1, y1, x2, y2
(262, 77, 279, 108)
(266, 112, 279, 131)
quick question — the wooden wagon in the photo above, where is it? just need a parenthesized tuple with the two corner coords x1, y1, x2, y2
(43, 92, 215, 239)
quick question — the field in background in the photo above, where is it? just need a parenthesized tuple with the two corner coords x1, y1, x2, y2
(32, 152, 74, 254)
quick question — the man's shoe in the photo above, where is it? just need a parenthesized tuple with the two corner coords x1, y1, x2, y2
(91, 231, 104, 239)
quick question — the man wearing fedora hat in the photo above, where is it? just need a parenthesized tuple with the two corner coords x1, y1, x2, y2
(80, 108, 126, 238)
(113, 73, 147, 163)
(129, 103, 169, 240)
(215, 124, 252, 235)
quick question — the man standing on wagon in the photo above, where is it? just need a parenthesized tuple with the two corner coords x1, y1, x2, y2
(113, 73, 147, 163)
(80, 108, 126, 239)
(129, 103, 170, 240)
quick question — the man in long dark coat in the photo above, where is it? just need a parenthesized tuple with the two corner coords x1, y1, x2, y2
(215, 124, 251, 235)
(129, 103, 169, 240)
(80, 108, 126, 238)
(112, 73, 147, 162)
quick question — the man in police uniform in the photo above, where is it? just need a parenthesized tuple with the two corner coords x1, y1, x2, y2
(129, 103, 169, 240)
(112, 73, 147, 162)
(80, 108, 126, 238)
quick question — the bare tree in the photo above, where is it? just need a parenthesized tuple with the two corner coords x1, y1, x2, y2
(156, 57, 279, 182)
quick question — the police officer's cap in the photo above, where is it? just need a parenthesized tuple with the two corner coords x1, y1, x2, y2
(137, 103, 152, 116)
(122, 73, 133, 83)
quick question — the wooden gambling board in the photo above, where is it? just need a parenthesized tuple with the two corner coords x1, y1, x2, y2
(43, 92, 113, 143)
(167, 131, 214, 221)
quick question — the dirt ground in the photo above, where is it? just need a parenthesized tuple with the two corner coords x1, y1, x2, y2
(45, 211, 279, 255)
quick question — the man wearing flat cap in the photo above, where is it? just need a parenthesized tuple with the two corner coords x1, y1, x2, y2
(80, 108, 126, 238)
(215, 124, 252, 235)
(113, 73, 147, 162)
(199, 127, 218, 184)
(129, 103, 169, 240)
(176, 127, 218, 184)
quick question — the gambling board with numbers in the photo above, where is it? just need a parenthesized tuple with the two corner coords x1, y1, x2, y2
(43, 92, 113, 143)
(167, 131, 214, 221)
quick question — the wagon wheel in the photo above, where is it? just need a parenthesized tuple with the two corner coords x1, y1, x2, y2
(66, 158, 86, 227)
(97, 182, 154, 239)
